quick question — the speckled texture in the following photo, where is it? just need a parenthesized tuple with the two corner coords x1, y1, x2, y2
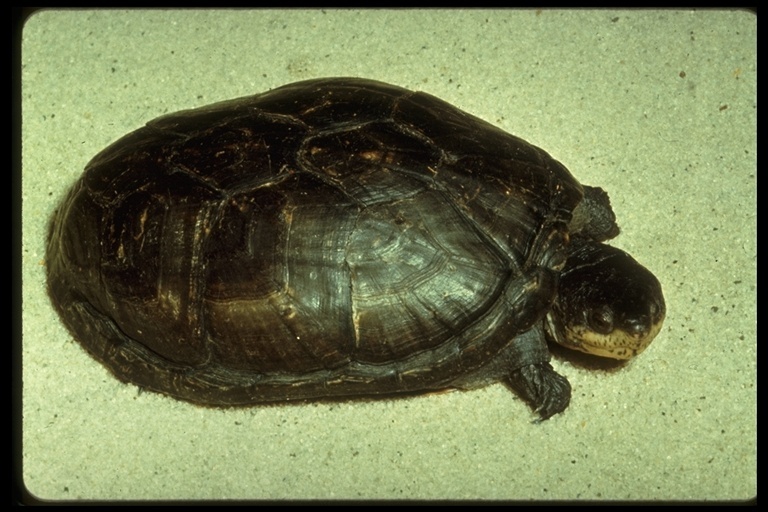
(21, 9, 755, 501)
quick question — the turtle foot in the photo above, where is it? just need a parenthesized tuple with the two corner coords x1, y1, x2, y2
(508, 363, 571, 420)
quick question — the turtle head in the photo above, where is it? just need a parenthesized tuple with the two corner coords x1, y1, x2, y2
(546, 239, 666, 359)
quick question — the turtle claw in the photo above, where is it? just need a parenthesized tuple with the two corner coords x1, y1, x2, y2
(508, 363, 572, 420)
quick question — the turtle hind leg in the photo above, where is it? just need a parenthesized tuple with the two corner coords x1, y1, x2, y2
(507, 363, 571, 421)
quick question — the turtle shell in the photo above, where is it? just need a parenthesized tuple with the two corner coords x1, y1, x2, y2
(47, 78, 583, 407)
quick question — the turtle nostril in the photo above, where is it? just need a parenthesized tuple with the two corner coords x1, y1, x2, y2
(625, 317, 650, 337)
(649, 300, 666, 322)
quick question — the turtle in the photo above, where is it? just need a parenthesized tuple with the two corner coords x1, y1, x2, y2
(46, 77, 665, 420)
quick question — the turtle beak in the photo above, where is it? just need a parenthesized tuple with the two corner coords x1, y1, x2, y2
(567, 309, 665, 360)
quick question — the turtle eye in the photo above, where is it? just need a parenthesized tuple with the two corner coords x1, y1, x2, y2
(588, 306, 614, 334)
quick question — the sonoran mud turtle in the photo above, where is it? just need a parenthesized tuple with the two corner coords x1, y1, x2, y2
(47, 77, 665, 419)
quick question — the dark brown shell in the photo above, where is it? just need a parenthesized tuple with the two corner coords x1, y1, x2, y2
(47, 78, 583, 406)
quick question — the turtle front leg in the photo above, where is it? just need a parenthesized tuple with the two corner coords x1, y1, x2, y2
(502, 326, 571, 420)
(507, 362, 571, 421)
